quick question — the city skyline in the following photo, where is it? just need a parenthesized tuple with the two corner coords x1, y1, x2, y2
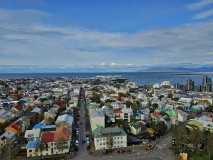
(1, 0, 213, 72)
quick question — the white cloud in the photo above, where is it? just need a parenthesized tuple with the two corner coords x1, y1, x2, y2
(1, 8, 213, 68)
(110, 63, 117, 66)
(100, 63, 105, 66)
(187, 0, 213, 10)
(194, 9, 213, 19)
(205, 61, 213, 64)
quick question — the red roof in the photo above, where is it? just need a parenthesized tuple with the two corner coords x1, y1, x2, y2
(114, 110, 123, 114)
(56, 100, 65, 104)
(73, 94, 79, 97)
(54, 127, 71, 141)
(113, 96, 119, 99)
(151, 112, 160, 117)
(41, 132, 55, 142)
(14, 104, 23, 111)
(9, 122, 21, 130)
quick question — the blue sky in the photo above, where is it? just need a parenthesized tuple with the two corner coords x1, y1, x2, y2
(0, 0, 213, 72)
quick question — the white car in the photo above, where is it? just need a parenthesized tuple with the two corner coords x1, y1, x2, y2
(75, 140, 79, 146)
(86, 140, 90, 146)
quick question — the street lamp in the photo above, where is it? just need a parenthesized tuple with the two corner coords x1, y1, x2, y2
(138, 153, 139, 160)
(110, 155, 112, 160)
(133, 144, 134, 152)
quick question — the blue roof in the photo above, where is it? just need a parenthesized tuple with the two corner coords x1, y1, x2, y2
(33, 124, 44, 129)
(27, 138, 39, 148)
(133, 110, 139, 116)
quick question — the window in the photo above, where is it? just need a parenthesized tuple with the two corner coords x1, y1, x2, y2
(29, 150, 32, 152)
(117, 137, 119, 139)
(103, 143, 105, 145)
(100, 143, 102, 145)
(117, 141, 119, 144)
(121, 141, 122, 143)
(121, 137, 122, 139)
(46, 149, 48, 151)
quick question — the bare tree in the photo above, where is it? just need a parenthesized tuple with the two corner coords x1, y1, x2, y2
(55, 136, 68, 157)
(36, 139, 47, 160)
(106, 132, 113, 150)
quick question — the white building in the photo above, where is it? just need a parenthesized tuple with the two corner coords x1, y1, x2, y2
(93, 126, 127, 150)
(90, 110, 105, 128)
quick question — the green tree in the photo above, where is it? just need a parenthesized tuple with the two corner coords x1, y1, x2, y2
(37, 113, 44, 122)
(150, 121, 167, 136)
(125, 101, 132, 108)
(167, 94, 173, 98)
(205, 132, 213, 160)
(159, 111, 168, 116)
(57, 106, 66, 114)
(176, 106, 184, 111)
(90, 92, 101, 103)
(152, 103, 158, 110)
(159, 95, 164, 101)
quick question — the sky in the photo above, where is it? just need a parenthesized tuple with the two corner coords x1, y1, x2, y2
(0, 0, 213, 72)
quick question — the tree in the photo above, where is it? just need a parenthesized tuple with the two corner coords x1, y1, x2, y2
(205, 133, 213, 160)
(159, 95, 164, 101)
(46, 116, 54, 124)
(167, 94, 173, 98)
(159, 111, 168, 116)
(171, 125, 188, 149)
(57, 106, 66, 114)
(150, 121, 167, 136)
(104, 103, 113, 109)
(130, 103, 138, 110)
(56, 136, 68, 157)
(37, 113, 44, 122)
(176, 106, 184, 111)
(36, 139, 47, 160)
(151, 103, 158, 110)
(90, 92, 101, 103)
(106, 132, 113, 150)
(125, 101, 132, 108)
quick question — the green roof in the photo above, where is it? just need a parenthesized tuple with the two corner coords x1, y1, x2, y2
(166, 110, 176, 117)
(190, 107, 198, 112)
(92, 125, 99, 132)
(187, 120, 203, 131)
(43, 100, 50, 105)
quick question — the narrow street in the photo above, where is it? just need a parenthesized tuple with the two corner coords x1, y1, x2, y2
(71, 88, 177, 160)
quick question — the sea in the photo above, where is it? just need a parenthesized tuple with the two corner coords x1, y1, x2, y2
(0, 72, 213, 86)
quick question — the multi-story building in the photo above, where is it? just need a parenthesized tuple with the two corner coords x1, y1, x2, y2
(202, 75, 212, 92)
(90, 110, 105, 128)
(186, 79, 194, 91)
(93, 126, 127, 150)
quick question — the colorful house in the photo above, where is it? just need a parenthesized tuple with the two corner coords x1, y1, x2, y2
(22, 112, 37, 125)
(5, 122, 22, 137)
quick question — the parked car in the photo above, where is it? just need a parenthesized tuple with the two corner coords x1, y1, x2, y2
(86, 140, 90, 146)
(75, 140, 79, 146)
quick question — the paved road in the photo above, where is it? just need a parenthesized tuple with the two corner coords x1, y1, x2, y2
(73, 89, 88, 160)
(71, 88, 177, 160)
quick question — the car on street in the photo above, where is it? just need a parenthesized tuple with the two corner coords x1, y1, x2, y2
(75, 140, 79, 146)
(86, 140, 90, 146)
(82, 140, 85, 144)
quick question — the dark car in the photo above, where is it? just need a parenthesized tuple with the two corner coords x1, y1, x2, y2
(82, 140, 85, 144)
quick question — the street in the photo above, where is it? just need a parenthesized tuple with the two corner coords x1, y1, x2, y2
(71, 88, 177, 160)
